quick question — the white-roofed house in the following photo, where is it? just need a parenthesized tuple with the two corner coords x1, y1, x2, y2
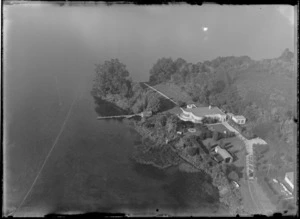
(284, 172, 294, 192)
(178, 105, 226, 123)
(232, 115, 246, 125)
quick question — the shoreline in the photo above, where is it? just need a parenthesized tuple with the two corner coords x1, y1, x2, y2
(94, 95, 244, 216)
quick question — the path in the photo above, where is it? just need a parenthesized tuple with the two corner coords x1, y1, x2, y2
(222, 121, 275, 215)
(143, 83, 178, 105)
(97, 114, 138, 120)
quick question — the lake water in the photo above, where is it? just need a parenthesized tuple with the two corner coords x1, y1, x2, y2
(4, 4, 226, 216)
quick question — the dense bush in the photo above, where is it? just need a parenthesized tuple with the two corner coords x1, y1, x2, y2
(187, 147, 200, 156)
(213, 131, 222, 141)
(202, 117, 220, 124)
(199, 129, 213, 140)
(177, 120, 195, 130)
(227, 171, 239, 182)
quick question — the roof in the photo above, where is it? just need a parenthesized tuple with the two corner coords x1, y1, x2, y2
(285, 172, 294, 182)
(214, 153, 224, 162)
(183, 106, 226, 117)
(233, 115, 246, 120)
(187, 104, 197, 109)
(215, 146, 232, 160)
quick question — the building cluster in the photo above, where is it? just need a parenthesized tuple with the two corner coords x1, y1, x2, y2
(177, 103, 240, 165)
(175, 103, 295, 206)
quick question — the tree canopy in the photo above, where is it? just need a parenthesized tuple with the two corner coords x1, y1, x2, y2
(149, 58, 176, 85)
(228, 170, 239, 182)
(92, 59, 132, 97)
(146, 91, 163, 113)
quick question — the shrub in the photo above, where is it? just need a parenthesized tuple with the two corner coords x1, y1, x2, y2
(187, 147, 199, 156)
(219, 131, 236, 139)
(213, 131, 222, 141)
(202, 117, 219, 124)
(228, 171, 239, 182)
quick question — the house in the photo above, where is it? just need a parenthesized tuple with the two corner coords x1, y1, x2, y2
(214, 146, 233, 163)
(284, 172, 294, 192)
(232, 115, 246, 124)
(213, 146, 233, 163)
(178, 105, 227, 123)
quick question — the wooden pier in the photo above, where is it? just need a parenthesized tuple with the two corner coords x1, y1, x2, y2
(97, 111, 152, 120)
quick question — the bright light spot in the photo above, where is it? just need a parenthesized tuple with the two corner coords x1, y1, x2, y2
(203, 27, 208, 32)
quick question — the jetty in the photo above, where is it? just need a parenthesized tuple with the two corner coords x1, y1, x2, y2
(97, 111, 152, 120)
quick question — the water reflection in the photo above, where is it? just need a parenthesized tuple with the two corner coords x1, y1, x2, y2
(93, 96, 129, 116)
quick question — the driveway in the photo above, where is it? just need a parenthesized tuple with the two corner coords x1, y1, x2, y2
(222, 121, 276, 215)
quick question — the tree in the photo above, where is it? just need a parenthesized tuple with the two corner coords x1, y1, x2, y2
(225, 72, 233, 86)
(146, 94, 162, 113)
(174, 58, 187, 71)
(149, 58, 176, 85)
(159, 115, 168, 127)
(92, 59, 132, 97)
(213, 80, 226, 94)
(213, 131, 221, 141)
(197, 84, 210, 105)
(165, 114, 179, 139)
(219, 139, 224, 148)
(206, 129, 213, 139)
(187, 147, 199, 156)
(228, 171, 239, 182)
(285, 108, 293, 120)
(244, 104, 258, 122)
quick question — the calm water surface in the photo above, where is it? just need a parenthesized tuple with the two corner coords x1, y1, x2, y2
(4, 4, 226, 216)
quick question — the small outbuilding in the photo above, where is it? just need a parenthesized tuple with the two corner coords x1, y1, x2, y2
(214, 146, 233, 163)
(232, 115, 246, 125)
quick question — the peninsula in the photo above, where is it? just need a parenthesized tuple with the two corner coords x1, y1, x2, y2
(91, 51, 296, 216)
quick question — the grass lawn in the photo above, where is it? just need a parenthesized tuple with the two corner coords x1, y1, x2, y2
(154, 83, 193, 103)
(166, 106, 182, 114)
(257, 176, 281, 204)
(206, 123, 231, 133)
(239, 179, 259, 215)
(202, 138, 218, 150)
